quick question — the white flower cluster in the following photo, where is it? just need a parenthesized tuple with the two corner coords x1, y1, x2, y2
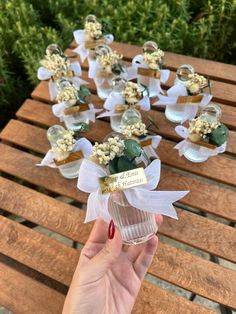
(189, 115, 220, 141)
(92, 137, 124, 165)
(186, 73, 208, 95)
(121, 121, 148, 137)
(143, 50, 164, 70)
(98, 51, 123, 74)
(52, 130, 76, 161)
(41, 53, 70, 78)
(56, 84, 78, 105)
(85, 21, 103, 39)
(122, 82, 142, 104)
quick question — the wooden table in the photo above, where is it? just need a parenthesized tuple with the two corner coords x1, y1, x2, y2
(0, 40, 236, 314)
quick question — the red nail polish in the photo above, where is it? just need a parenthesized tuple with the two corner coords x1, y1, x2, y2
(108, 220, 115, 239)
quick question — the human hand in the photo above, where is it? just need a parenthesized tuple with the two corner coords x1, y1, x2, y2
(63, 215, 163, 314)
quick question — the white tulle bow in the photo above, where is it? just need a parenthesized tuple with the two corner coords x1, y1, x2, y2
(153, 84, 212, 123)
(174, 125, 226, 157)
(37, 61, 88, 100)
(97, 92, 151, 119)
(73, 29, 114, 63)
(131, 55, 170, 95)
(77, 158, 189, 223)
(52, 102, 102, 123)
(37, 138, 93, 168)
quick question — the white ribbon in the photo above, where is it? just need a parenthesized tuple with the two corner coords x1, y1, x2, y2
(131, 55, 170, 95)
(37, 138, 93, 168)
(77, 158, 189, 223)
(174, 125, 226, 157)
(153, 84, 213, 123)
(141, 135, 162, 161)
(37, 61, 88, 100)
(97, 92, 151, 119)
(73, 29, 114, 63)
(52, 102, 102, 124)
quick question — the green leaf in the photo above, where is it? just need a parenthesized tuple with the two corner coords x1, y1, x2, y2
(72, 122, 89, 133)
(109, 157, 119, 174)
(209, 124, 229, 146)
(124, 139, 142, 160)
(117, 156, 137, 172)
(112, 63, 124, 75)
(77, 85, 91, 103)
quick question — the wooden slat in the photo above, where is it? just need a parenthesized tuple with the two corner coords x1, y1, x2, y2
(0, 214, 235, 309)
(17, 98, 236, 157)
(0, 217, 215, 314)
(71, 40, 236, 85)
(15, 103, 236, 187)
(0, 262, 65, 314)
(1, 143, 236, 263)
(31, 76, 236, 132)
(10, 116, 236, 222)
(65, 47, 236, 106)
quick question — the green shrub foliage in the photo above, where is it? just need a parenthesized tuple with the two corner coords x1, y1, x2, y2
(1, 0, 235, 127)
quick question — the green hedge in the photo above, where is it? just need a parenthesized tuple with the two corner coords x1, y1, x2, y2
(1, 0, 236, 128)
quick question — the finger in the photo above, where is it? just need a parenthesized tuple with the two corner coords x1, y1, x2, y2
(155, 214, 163, 227)
(133, 235, 158, 280)
(127, 215, 162, 263)
(88, 224, 123, 280)
(86, 219, 109, 244)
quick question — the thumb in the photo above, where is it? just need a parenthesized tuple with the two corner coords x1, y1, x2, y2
(90, 221, 122, 277)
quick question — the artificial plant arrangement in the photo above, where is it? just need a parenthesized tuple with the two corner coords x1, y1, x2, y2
(154, 64, 212, 124)
(52, 78, 101, 131)
(37, 125, 93, 179)
(132, 41, 170, 97)
(97, 80, 151, 132)
(88, 45, 127, 99)
(174, 103, 229, 163)
(73, 14, 114, 63)
(77, 133, 189, 245)
(37, 44, 87, 100)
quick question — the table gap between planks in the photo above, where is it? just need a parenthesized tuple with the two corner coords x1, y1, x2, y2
(0, 40, 236, 314)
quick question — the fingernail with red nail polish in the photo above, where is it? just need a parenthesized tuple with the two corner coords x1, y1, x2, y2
(108, 220, 115, 239)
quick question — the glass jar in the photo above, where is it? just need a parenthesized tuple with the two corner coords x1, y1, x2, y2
(183, 143, 208, 163)
(108, 191, 158, 245)
(165, 64, 195, 123)
(110, 77, 127, 132)
(57, 79, 90, 130)
(58, 159, 83, 179)
(94, 45, 114, 99)
(137, 41, 160, 98)
(47, 125, 83, 179)
(183, 103, 222, 163)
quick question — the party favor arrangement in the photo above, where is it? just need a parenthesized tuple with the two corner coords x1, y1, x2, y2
(36, 14, 229, 245)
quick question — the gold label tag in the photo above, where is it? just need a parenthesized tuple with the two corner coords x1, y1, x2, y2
(115, 104, 141, 114)
(99, 167, 147, 194)
(96, 68, 114, 79)
(177, 95, 203, 105)
(54, 151, 84, 166)
(64, 104, 90, 116)
(85, 38, 105, 49)
(138, 67, 160, 79)
(188, 139, 217, 150)
(141, 138, 152, 147)
(52, 70, 75, 82)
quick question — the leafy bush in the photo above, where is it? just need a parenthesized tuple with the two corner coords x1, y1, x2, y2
(1, 0, 235, 128)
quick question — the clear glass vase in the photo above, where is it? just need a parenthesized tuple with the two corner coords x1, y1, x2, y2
(110, 114, 122, 132)
(58, 159, 83, 179)
(94, 76, 113, 99)
(137, 75, 157, 98)
(184, 143, 208, 163)
(165, 104, 187, 123)
(165, 64, 195, 123)
(108, 191, 158, 245)
(64, 112, 89, 131)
